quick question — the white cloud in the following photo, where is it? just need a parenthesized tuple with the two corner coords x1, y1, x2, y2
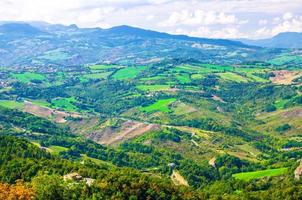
(0, 0, 301, 39)
(255, 15, 302, 38)
(258, 19, 268, 25)
(283, 12, 293, 20)
(146, 14, 155, 21)
(174, 26, 247, 39)
(272, 16, 302, 35)
(158, 9, 246, 27)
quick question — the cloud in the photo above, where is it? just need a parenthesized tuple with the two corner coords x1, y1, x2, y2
(255, 15, 302, 38)
(174, 26, 247, 39)
(283, 12, 293, 20)
(0, 0, 301, 39)
(158, 9, 246, 27)
(146, 14, 155, 21)
(258, 19, 268, 25)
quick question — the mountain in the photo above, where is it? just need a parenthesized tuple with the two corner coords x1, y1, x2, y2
(0, 22, 261, 66)
(239, 32, 302, 48)
(0, 23, 47, 37)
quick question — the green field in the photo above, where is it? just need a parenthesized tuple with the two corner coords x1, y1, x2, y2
(274, 99, 288, 109)
(89, 64, 121, 71)
(173, 64, 268, 83)
(140, 75, 165, 81)
(136, 84, 171, 92)
(113, 66, 147, 80)
(30, 99, 51, 107)
(174, 65, 214, 74)
(83, 72, 112, 80)
(48, 145, 68, 155)
(201, 63, 234, 71)
(218, 72, 248, 83)
(51, 97, 77, 111)
(0, 100, 24, 109)
(12, 72, 45, 83)
(140, 98, 176, 113)
(232, 168, 288, 181)
(191, 74, 204, 80)
(269, 55, 302, 65)
(175, 73, 191, 84)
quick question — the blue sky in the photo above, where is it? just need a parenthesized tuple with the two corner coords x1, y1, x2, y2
(0, 0, 302, 39)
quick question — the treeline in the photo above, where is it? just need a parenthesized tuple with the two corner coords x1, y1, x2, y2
(0, 135, 201, 200)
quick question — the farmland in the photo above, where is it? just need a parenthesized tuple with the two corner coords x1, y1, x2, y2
(0, 100, 24, 109)
(83, 71, 112, 80)
(112, 66, 147, 80)
(51, 97, 77, 111)
(11, 72, 45, 83)
(140, 98, 176, 113)
(0, 52, 301, 200)
(232, 168, 288, 181)
(136, 84, 171, 91)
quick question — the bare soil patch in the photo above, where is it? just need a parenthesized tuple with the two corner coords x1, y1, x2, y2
(87, 120, 160, 146)
(270, 70, 302, 85)
(282, 107, 302, 118)
(171, 170, 189, 186)
(24, 101, 81, 123)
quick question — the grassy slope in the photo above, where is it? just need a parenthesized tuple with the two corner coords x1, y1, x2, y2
(113, 66, 147, 80)
(140, 98, 176, 113)
(232, 168, 288, 181)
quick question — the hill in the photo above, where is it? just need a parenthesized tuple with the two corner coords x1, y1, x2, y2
(0, 22, 262, 67)
(239, 32, 302, 48)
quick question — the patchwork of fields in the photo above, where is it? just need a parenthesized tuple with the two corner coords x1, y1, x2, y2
(1, 60, 301, 195)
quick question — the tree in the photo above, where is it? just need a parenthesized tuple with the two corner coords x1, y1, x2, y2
(0, 180, 35, 200)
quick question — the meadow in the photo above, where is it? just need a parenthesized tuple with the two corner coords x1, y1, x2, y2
(83, 71, 112, 80)
(12, 72, 45, 83)
(112, 66, 147, 80)
(51, 97, 77, 111)
(232, 168, 288, 181)
(0, 100, 24, 109)
(140, 98, 176, 113)
(136, 84, 171, 91)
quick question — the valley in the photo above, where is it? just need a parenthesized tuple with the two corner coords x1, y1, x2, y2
(0, 22, 301, 199)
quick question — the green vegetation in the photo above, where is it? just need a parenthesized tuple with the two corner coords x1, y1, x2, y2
(137, 84, 171, 91)
(51, 97, 77, 111)
(175, 73, 191, 84)
(140, 98, 176, 113)
(30, 99, 51, 107)
(269, 55, 302, 65)
(218, 72, 248, 83)
(1, 57, 302, 199)
(12, 72, 45, 83)
(232, 168, 288, 181)
(83, 71, 112, 80)
(89, 64, 121, 70)
(47, 145, 68, 155)
(0, 100, 24, 109)
(112, 66, 147, 80)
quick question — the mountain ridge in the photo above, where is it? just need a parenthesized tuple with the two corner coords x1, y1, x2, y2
(238, 32, 302, 48)
(0, 21, 261, 66)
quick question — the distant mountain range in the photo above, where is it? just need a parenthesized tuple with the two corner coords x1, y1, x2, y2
(0, 21, 294, 66)
(0, 22, 260, 66)
(238, 32, 302, 48)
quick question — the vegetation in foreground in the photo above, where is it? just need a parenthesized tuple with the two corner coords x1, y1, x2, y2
(0, 55, 301, 199)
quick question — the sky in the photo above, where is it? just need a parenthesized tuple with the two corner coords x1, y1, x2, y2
(0, 0, 302, 39)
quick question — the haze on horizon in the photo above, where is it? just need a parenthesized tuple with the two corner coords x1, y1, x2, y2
(0, 0, 302, 39)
